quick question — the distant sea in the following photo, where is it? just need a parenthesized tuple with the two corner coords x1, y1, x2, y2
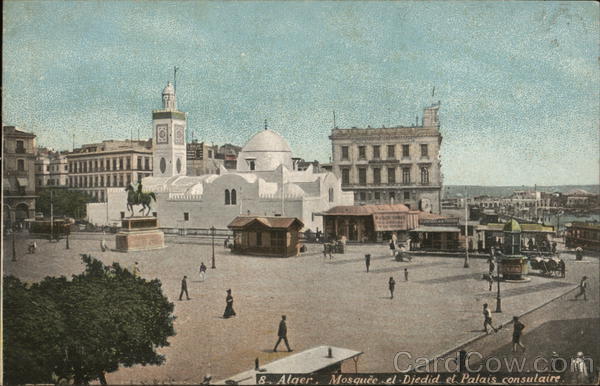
(443, 185, 600, 198)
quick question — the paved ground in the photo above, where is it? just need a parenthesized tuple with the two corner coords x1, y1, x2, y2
(436, 259, 599, 384)
(3, 233, 597, 384)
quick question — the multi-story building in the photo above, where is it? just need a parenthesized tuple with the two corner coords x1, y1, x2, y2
(66, 139, 153, 202)
(329, 103, 443, 213)
(3, 125, 37, 227)
(186, 140, 222, 176)
(35, 147, 69, 189)
(217, 143, 242, 170)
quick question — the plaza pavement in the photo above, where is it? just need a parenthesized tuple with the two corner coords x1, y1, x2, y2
(3, 233, 595, 384)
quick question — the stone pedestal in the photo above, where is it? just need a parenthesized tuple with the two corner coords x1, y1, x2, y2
(115, 217, 165, 252)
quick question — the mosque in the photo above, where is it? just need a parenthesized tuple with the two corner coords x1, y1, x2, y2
(86, 82, 353, 231)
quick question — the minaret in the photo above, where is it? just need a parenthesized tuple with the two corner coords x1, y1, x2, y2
(152, 81, 187, 177)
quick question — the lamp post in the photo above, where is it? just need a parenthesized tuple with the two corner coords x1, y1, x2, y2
(11, 223, 17, 262)
(211, 226, 216, 269)
(495, 264, 502, 313)
(459, 191, 470, 268)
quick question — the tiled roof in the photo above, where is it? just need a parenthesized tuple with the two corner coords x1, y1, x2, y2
(227, 216, 304, 229)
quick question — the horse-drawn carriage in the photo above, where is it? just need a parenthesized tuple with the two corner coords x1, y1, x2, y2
(528, 255, 565, 277)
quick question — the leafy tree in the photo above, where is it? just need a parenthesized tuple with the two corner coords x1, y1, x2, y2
(3, 255, 176, 385)
(36, 188, 92, 219)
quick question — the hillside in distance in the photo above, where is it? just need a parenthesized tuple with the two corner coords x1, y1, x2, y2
(443, 185, 600, 199)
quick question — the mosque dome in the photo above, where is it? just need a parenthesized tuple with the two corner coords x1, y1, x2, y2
(242, 129, 292, 153)
(237, 129, 293, 172)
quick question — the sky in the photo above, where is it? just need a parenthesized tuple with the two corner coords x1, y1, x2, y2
(2, 1, 599, 186)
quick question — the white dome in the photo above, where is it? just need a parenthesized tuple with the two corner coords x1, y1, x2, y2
(237, 129, 293, 172)
(242, 129, 292, 153)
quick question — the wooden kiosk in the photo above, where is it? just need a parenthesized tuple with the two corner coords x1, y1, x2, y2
(227, 216, 304, 257)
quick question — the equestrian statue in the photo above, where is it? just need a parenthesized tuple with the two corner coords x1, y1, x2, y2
(125, 183, 157, 216)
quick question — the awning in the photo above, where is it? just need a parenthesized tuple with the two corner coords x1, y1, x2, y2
(16, 178, 28, 187)
(410, 226, 461, 233)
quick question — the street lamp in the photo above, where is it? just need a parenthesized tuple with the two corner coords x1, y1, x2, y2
(495, 258, 502, 313)
(211, 226, 216, 269)
(457, 192, 470, 268)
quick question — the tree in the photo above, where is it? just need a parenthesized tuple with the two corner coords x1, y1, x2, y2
(36, 188, 92, 219)
(3, 255, 176, 385)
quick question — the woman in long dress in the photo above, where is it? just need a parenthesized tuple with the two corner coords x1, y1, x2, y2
(223, 289, 236, 318)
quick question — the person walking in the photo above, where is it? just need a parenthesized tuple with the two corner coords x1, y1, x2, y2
(224, 236, 230, 248)
(223, 289, 236, 318)
(199, 262, 207, 281)
(389, 239, 396, 256)
(273, 315, 293, 352)
(511, 316, 526, 353)
(488, 258, 495, 276)
(388, 277, 396, 299)
(483, 303, 498, 334)
(404, 268, 409, 282)
(558, 259, 566, 278)
(487, 273, 494, 291)
(100, 237, 108, 252)
(179, 275, 190, 301)
(365, 254, 371, 273)
(574, 276, 588, 301)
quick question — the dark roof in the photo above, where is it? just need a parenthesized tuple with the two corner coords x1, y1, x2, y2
(323, 204, 410, 216)
(228, 216, 304, 230)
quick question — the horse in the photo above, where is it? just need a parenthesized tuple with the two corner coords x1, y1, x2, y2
(125, 184, 157, 216)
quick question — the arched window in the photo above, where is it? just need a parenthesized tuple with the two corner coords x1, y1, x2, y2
(328, 187, 334, 202)
(231, 189, 237, 205)
(225, 189, 230, 205)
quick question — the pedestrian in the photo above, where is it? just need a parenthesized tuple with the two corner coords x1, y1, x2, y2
(273, 315, 293, 352)
(488, 259, 495, 276)
(132, 261, 140, 277)
(558, 259, 566, 278)
(575, 247, 583, 261)
(179, 275, 190, 301)
(223, 289, 236, 318)
(487, 274, 494, 291)
(483, 303, 498, 334)
(511, 316, 526, 353)
(574, 276, 588, 301)
(224, 236, 230, 248)
(365, 254, 371, 273)
(100, 237, 108, 252)
(199, 262, 207, 281)
(388, 277, 396, 299)
(570, 352, 590, 384)
(389, 239, 396, 256)
(404, 268, 409, 282)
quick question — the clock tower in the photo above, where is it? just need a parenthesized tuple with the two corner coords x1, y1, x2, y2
(152, 81, 187, 178)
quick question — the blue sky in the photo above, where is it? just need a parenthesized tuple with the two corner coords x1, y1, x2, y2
(3, 1, 598, 185)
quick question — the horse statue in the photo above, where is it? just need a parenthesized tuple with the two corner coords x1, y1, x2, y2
(125, 183, 157, 217)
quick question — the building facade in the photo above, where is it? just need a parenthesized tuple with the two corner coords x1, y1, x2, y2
(330, 103, 443, 213)
(66, 139, 153, 202)
(35, 148, 69, 189)
(187, 140, 223, 176)
(3, 126, 37, 226)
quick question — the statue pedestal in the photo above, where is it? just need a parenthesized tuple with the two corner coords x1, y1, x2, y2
(115, 217, 165, 252)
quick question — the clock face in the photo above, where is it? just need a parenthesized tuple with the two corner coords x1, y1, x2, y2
(156, 125, 168, 144)
(174, 125, 185, 145)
